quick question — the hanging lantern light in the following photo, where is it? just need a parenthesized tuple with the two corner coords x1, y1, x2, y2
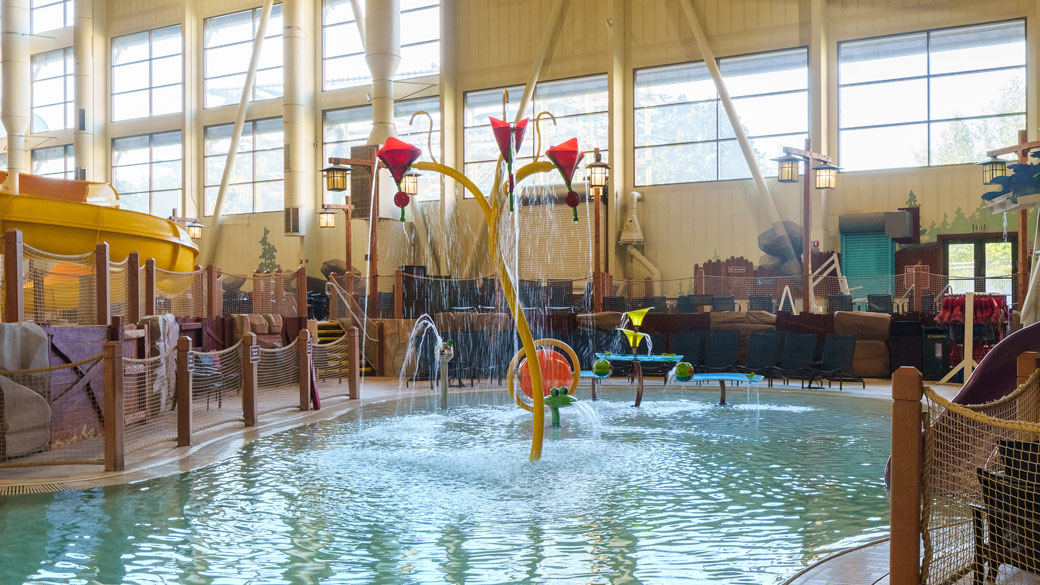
(318, 209, 336, 228)
(813, 162, 839, 190)
(976, 156, 1008, 185)
(186, 221, 204, 240)
(772, 153, 802, 183)
(587, 148, 610, 190)
(401, 170, 419, 195)
(322, 163, 350, 192)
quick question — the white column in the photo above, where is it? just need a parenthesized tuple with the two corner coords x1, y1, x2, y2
(74, 0, 94, 180)
(365, 0, 399, 145)
(283, 0, 315, 242)
(810, 0, 831, 250)
(1, 0, 29, 193)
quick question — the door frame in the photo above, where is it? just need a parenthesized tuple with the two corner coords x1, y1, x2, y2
(938, 232, 1018, 298)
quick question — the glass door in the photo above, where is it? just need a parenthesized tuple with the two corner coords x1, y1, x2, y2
(942, 236, 1016, 298)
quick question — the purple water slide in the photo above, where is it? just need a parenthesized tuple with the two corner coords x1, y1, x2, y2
(884, 321, 1040, 486)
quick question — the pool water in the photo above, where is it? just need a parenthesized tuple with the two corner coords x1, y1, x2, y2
(0, 388, 891, 585)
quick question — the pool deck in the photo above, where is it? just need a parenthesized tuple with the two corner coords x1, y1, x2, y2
(0, 376, 962, 584)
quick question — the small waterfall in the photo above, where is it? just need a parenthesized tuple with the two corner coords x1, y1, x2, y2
(398, 314, 444, 395)
(570, 400, 601, 429)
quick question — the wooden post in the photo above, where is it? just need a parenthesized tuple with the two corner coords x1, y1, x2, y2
(890, 366, 923, 585)
(911, 265, 926, 313)
(205, 265, 221, 317)
(594, 272, 603, 312)
(95, 242, 111, 326)
(176, 336, 192, 446)
(605, 273, 614, 297)
(644, 277, 652, 298)
(3, 229, 24, 322)
(694, 267, 705, 295)
(241, 332, 258, 425)
(103, 341, 125, 471)
(144, 258, 157, 316)
(296, 266, 307, 319)
(1017, 351, 1040, 386)
(298, 328, 311, 410)
(346, 326, 360, 399)
(127, 252, 140, 323)
(802, 138, 813, 314)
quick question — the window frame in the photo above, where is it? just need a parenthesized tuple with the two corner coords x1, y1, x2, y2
(631, 46, 810, 187)
(322, 96, 443, 202)
(836, 19, 1027, 172)
(31, 47, 75, 133)
(462, 73, 610, 197)
(110, 25, 184, 122)
(111, 130, 183, 217)
(203, 5, 284, 109)
(31, 144, 75, 179)
(30, 0, 73, 34)
(321, 0, 440, 91)
(203, 117, 284, 216)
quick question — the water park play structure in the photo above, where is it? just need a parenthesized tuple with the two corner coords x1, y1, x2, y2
(0, 172, 198, 271)
(372, 91, 599, 460)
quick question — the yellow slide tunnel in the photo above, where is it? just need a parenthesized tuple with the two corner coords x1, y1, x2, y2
(0, 173, 199, 271)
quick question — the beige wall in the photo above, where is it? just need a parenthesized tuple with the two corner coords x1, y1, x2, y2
(7, 0, 1039, 282)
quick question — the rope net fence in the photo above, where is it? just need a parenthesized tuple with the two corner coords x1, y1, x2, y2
(109, 258, 130, 320)
(22, 245, 96, 325)
(921, 372, 1040, 585)
(190, 343, 243, 432)
(313, 333, 351, 398)
(123, 349, 178, 453)
(0, 354, 105, 467)
(257, 338, 300, 415)
(221, 270, 301, 318)
(155, 267, 205, 318)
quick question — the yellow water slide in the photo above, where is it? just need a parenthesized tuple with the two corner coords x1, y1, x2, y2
(0, 172, 198, 271)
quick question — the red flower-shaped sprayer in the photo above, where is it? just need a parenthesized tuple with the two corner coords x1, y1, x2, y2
(376, 137, 422, 221)
(545, 138, 586, 222)
(489, 117, 529, 212)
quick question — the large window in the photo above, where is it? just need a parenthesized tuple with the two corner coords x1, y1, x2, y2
(111, 26, 183, 121)
(634, 48, 808, 186)
(31, 144, 74, 179)
(322, 0, 440, 91)
(112, 131, 182, 217)
(463, 75, 609, 195)
(31, 0, 72, 34)
(204, 118, 283, 215)
(203, 5, 283, 108)
(323, 97, 441, 201)
(838, 20, 1025, 171)
(31, 47, 74, 133)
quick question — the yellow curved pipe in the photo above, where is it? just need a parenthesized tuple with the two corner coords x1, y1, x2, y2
(414, 161, 549, 461)
(0, 193, 198, 271)
(516, 160, 555, 184)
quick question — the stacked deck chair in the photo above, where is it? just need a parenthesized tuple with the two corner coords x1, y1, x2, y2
(699, 330, 739, 373)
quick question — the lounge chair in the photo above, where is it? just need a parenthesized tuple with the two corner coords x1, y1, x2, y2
(769, 332, 816, 386)
(700, 330, 739, 373)
(738, 331, 780, 385)
(803, 334, 863, 390)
